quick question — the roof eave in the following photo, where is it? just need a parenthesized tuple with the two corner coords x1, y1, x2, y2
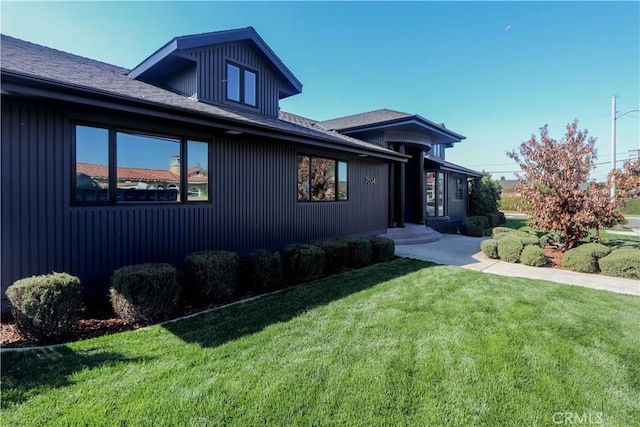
(336, 117, 466, 143)
(2, 73, 405, 162)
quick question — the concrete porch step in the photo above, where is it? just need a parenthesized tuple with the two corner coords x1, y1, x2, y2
(379, 224, 442, 245)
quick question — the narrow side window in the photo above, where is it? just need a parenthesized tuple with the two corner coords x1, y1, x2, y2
(187, 140, 209, 202)
(75, 125, 109, 203)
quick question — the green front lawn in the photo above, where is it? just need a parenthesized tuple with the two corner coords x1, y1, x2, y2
(2, 259, 639, 425)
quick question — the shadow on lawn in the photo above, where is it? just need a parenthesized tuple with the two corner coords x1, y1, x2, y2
(1, 347, 150, 408)
(162, 258, 433, 348)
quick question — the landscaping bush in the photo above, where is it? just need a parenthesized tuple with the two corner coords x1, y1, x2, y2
(110, 263, 181, 324)
(480, 239, 499, 259)
(369, 237, 395, 263)
(485, 213, 500, 228)
(598, 248, 640, 279)
(5, 272, 83, 341)
(562, 243, 611, 274)
(497, 211, 507, 225)
(464, 216, 490, 237)
(339, 237, 373, 268)
(521, 245, 547, 267)
(311, 240, 349, 275)
(183, 251, 239, 303)
(492, 227, 532, 241)
(497, 235, 524, 263)
(242, 249, 283, 293)
(283, 244, 325, 284)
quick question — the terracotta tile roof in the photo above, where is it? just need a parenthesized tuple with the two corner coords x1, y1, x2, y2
(77, 162, 207, 183)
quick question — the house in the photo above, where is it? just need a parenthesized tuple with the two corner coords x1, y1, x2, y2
(0, 27, 479, 307)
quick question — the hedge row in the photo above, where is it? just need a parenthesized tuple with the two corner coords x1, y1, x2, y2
(619, 199, 640, 216)
(6, 237, 396, 340)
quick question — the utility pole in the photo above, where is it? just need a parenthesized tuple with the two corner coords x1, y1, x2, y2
(611, 95, 640, 199)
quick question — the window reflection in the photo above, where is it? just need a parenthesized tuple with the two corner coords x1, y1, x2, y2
(187, 140, 209, 201)
(75, 126, 109, 203)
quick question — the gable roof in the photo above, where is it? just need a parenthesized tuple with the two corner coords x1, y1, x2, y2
(128, 27, 302, 99)
(320, 108, 466, 146)
(1, 34, 406, 162)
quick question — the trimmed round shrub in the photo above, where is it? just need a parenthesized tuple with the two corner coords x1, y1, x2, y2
(369, 237, 395, 263)
(241, 249, 282, 293)
(497, 211, 507, 225)
(480, 239, 499, 259)
(521, 245, 547, 267)
(497, 235, 524, 263)
(311, 240, 349, 275)
(464, 216, 490, 237)
(520, 235, 540, 246)
(562, 243, 611, 274)
(485, 213, 500, 228)
(5, 272, 83, 341)
(339, 237, 373, 268)
(492, 227, 532, 241)
(110, 263, 181, 324)
(183, 250, 239, 303)
(283, 244, 325, 285)
(599, 249, 640, 279)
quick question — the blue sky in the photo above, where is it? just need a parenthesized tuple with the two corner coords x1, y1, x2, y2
(2, 1, 638, 180)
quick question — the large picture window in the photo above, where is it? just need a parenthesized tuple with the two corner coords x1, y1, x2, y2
(226, 63, 257, 107)
(74, 124, 209, 205)
(297, 155, 348, 202)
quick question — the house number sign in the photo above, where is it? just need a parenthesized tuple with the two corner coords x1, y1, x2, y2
(364, 176, 376, 185)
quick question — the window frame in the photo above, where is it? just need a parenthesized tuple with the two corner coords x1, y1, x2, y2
(72, 122, 211, 206)
(225, 61, 258, 107)
(297, 154, 349, 203)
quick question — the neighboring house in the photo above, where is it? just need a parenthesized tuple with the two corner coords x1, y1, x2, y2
(0, 27, 478, 306)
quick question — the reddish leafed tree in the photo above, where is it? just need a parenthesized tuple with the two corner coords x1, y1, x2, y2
(610, 158, 640, 199)
(507, 120, 623, 250)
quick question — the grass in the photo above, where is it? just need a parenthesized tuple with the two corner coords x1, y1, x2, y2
(2, 259, 640, 426)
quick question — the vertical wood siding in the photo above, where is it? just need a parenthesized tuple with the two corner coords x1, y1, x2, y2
(164, 65, 197, 97)
(1, 100, 389, 307)
(187, 42, 281, 117)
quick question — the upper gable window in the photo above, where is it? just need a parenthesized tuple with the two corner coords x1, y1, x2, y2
(226, 63, 257, 107)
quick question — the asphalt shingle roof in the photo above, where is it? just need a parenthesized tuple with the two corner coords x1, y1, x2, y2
(320, 109, 414, 130)
(0, 34, 403, 159)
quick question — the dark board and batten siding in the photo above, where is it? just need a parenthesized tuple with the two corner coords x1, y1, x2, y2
(1, 99, 390, 308)
(187, 42, 281, 118)
(164, 65, 198, 98)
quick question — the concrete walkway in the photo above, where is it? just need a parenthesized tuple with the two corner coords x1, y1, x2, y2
(395, 234, 639, 297)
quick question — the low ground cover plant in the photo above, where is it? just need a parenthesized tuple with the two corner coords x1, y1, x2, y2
(110, 263, 181, 324)
(5, 272, 83, 341)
